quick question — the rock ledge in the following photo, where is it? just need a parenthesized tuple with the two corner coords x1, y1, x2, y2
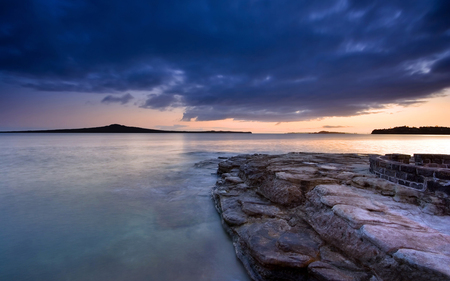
(212, 153, 450, 281)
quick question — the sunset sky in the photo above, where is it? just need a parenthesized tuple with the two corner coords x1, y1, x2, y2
(1, 0, 449, 133)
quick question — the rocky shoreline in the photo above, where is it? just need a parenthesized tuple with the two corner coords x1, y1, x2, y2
(211, 153, 450, 281)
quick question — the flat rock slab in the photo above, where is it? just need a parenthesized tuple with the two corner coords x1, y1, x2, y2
(212, 153, 450, 281)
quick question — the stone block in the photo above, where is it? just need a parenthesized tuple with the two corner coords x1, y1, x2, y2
(398, 180, 406, 186)
(386, 154, 411, 164)
(400, 165, 416, 174)
(435, 169, 450, 180)
(417, 176, 425, 183)
(376, 166, 384, 174)
(395, 171, 408, 180)
(416, 167, 434, 177)
(406, 173, 418, 182)
(398, 180, 410, 187)
(409, 183, 424, 190)
(427, 180, 450, 196)
(391, 163, 400, 170)
(388, 177, 398, 183)
(385, 169, 396, 177)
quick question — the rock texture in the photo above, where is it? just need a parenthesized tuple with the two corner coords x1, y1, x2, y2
(212, 153, 450, 281)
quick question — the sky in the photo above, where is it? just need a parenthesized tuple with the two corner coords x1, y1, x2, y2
(1, 0, 449, 133)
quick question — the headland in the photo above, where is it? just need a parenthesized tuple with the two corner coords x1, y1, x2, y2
(372, 126, 450, 134)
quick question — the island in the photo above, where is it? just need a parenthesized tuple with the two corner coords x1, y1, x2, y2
(0, 124, 252, 134)
(213, 152, 450, 280)
(372, 126, 450, 134)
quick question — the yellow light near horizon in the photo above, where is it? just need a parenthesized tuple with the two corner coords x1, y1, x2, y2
(7, 88, 448, 134)
(174, 91, 450, 134)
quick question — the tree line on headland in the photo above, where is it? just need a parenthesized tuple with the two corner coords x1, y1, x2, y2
(371, 126, 450, 134)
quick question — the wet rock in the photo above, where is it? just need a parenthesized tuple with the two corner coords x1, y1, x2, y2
(225, 176, 244, 184)
(212, 153, 450, 281)
(222, 209, 247, 226)
(241, 202, 281, 217)
(361, 224, 450, 255)
(319, 246, 361, 271)
(237, 220, 317, 268)
(308, 261, 366, 281)
(393, 249, 450, 278)
(276, 230, 322, 258)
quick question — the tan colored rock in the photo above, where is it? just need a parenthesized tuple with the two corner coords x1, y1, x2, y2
(361, 224, 450, 255)
(258, 178, 304, 206)
(308, 261, 362, 281)
(393, 249, 450, 278)
(276, 230, 322, 258)
(312, 184, 362, 198)
(320, 195, 384, 211)
(275, 172, 339, 192)
(270, 166, 318, 174)
(222, 209, 247, 226)
(332, 204, 428, 230)
(352, 176, 396, 195)
(237, 220, 317, 268)
(213, 153, 450, 281)
(319, 246, 361, 271)
(224, 176, 244, 184)
(241, 202, 281, 217)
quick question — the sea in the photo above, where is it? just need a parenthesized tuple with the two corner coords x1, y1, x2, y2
(1, 133, 449, 281)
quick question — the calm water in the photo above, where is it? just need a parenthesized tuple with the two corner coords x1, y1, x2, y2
(1, 133, 449, 281)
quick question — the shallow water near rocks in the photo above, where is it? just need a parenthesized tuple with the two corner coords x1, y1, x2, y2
(0, 133, 449, 281)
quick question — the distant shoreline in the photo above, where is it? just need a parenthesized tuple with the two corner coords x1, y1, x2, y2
(371, 126, 450, 135)
(0, 124, 252, 134)
(287, 131, 354, 134)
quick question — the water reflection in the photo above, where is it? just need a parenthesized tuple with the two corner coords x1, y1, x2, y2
(179, 133, 450, 155)
(0, 133, 449, 281)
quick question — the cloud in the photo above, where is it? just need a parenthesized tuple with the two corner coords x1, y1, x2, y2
(1, 0, 449, 122)
(155, 124, 187, 130)
(322, 125, 352, 129)
(141, 93, 183, 110)
(432, 56, 450, 73)
(101, 93, 134, 104)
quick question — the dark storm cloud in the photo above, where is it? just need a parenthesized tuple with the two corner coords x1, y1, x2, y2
(432, 56, 450, 73)
(1, 0, 449, 121)
(141, 93, 183, 110)
(101, 93, 134, 104)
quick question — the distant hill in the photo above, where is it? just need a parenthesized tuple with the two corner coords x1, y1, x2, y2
(0, 124, 252, 134)
(371, 126, 450, 135)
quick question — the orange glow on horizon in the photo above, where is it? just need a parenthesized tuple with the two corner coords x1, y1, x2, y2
(3, 89, 449, 134)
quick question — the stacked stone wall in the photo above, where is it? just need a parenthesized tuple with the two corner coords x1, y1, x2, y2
(369, 154, 450, 195)
(414, 154, 450, 168)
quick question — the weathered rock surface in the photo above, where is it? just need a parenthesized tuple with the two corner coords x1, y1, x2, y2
(212, 153, 450, 281)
